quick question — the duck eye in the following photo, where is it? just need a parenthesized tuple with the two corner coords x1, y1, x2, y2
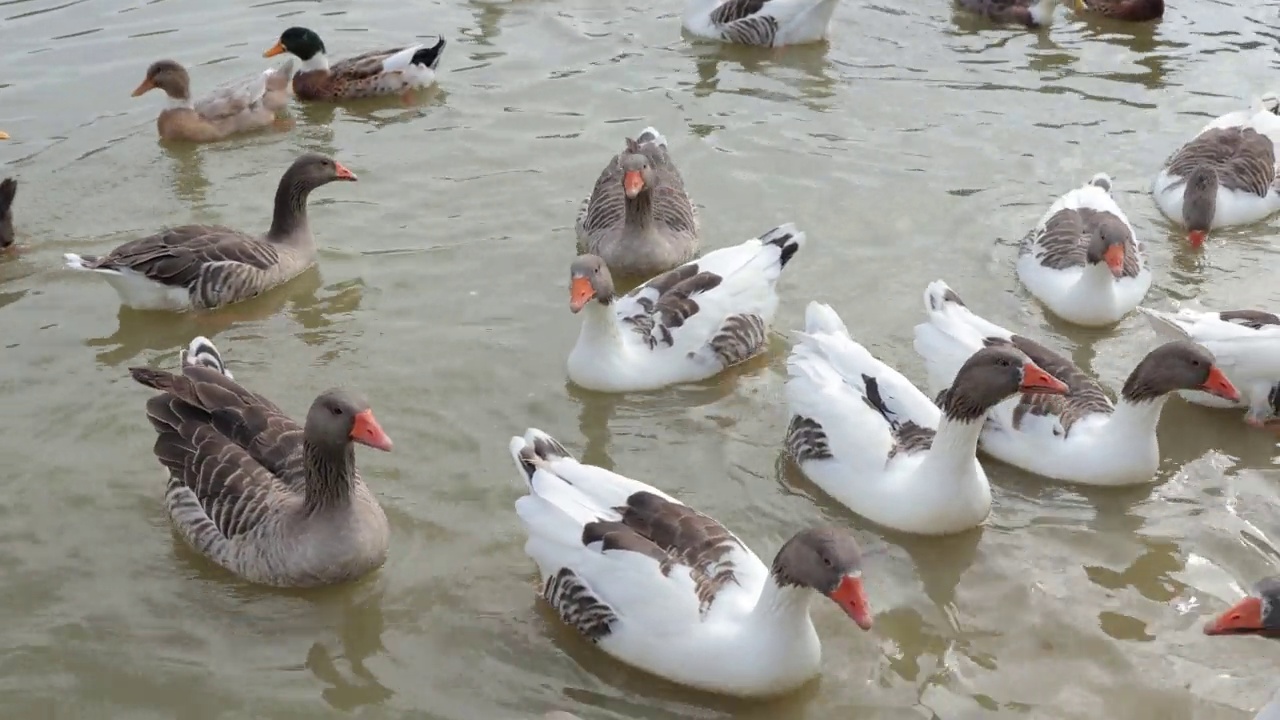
(331, 406, 343, 416)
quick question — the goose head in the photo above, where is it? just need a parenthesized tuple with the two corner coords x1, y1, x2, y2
(1120, 340, 1239, 404)
(306, 389, 393, 452)
(1204, 577, 1280, 637)
(619, 139, 657, 199)
(771, 527, 873, 630)
(942, 345, 1068, 422)
(568, 254, 616, 313)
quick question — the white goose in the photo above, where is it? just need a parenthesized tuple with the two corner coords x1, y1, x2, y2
(784, 301, 1068, 535)
(509, 428, 873, 698)
(567, 223, 804, 393)
(1138, 305, 1280, 427)
(683, 0, 841, 47)
(913, 281, 1242, 486)
(1152, 93, 1280, 248)
(1017, 172, 1151, 326)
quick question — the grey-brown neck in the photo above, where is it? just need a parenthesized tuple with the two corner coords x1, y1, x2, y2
(624, 190, 653, 229)
(268, 173, 316, 240)
(302, 439, 356, 513)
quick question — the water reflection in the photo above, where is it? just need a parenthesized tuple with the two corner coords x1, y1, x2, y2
(681, 42, 837, 111)
(307, 590, 394, 711)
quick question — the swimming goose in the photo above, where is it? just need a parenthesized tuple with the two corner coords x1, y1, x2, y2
(509, 427, 873, 697)
(682, 0, 841, 46)
(575, 126, 699, 278)
(1204, 577, 1280, 637)
(180, 336, 233, 379)
(913, 281, 1241, 486)
(131, 59, 293, 143)
(264, 27, 446, 101)
(129, 357, 393, 588)
(784, 301, 1068, 535)
(1153, 93, 1280, 247)
(64, 153, 357, 311)
(0, 178, 15, 250)
(1138, 305, 1280, 427)
(567, 223, 803, 393)
(1074, 0, 1162, 21)
(956, 0, 1059, 27)
(1017, 172, 1150, 326)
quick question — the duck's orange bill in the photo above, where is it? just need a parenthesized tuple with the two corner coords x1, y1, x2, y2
(1188, 229, 1208, 249)
(829, 574, 872, 631)
(0, 131, 9, 140)
(1020, 362, 1069, 395)
(334, 162, 358, 181)
(263, 41, 287, 58)
(623, 170, 644, 197)
(351, 409, 393, 451)
(131, 78, 155, 97)
(1203, 596, 1264, 635)
(1200, 366, 1240, 402)
(1103, 244, 1125, 277)
(569, 276, 593, 313)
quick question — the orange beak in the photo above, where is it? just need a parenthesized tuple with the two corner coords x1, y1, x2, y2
(828, 574, 873, 631)
(1199, 365, 1240, 402)
(1203, 596, 1266, 635)
(1188, 229, 1208, 249)
(333, 161, 358, 181)
(350, 409, 393, 451)
(1020, 361, 1069, 395)
(264, 40, 287, 58)
(131, 78, 155, 97)
(1103, 244, 1125, 278)
(569, 276, 594, 313)
(0, 131, 9, 140)
(623, 170, 645, 198)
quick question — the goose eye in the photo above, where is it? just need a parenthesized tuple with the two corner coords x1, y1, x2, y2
(331, 406, 343, 416)
(822, 556, 833, 567)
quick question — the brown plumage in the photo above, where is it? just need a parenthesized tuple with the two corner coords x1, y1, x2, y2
(264, 27, 446, 101)
(0, 178, 16, 250)
(1075, 0, 1162, 21)
(132, 59, 293, 143)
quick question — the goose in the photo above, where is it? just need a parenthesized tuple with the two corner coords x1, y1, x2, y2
(1016, 172, 1151, 326)
(1073, 0, 1162, 21)
(264, 27, 446, 101)
(0, 177, 15, 251)
(180, 336, 233, 379)
(1152, 93, 1280, 247)
(131, 59, 293, 143)
(912, 281, 1241, 486)
(129, 352, 393, 588)
(566, 223, 803, 393)
(784, 301, 1068, 535)
(575, 126, 699, 278)
(1204, 577, 1280, 638)
(682, 0, 841, 47)
(955, 0, 1060, 27)
(64, 153, 357, 311)
(509, 428, 873, 697)
(1138, 305, 1280, 427)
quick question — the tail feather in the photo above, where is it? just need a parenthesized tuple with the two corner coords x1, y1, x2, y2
(802, 301, 851, 338)
(636, 126, 668, 149)
(129, 366, 181, 393)
(759, 222, 805, 268)
(1136, 306, 1191, 342)
(411, 38, 447, 69)
(509, 428, 575, 490)
(1088, 172, 1113, 193)
(64, 252, 95, 271)
(180, 336, 232, 380)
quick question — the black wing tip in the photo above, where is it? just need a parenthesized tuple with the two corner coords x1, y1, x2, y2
(129, 366, 170, 389)
(413, 38, 447, 68)
(859, 374, 893, 422)
(761, 224, 803, 268)
(517, 446, 539, 482)
(529, 431, 572, 461)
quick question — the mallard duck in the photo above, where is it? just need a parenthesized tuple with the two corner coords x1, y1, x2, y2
(131, 59, 293, 143)
(63, 153, 357, 311)
(956, 0, 1059, 27)
(130, 349, 393, 588)
(263, 27, 447, 101)
(0, 178, 15, 251)
(575, 126, 699, 277)
(1074, 0, 1162, 21)
(682, 0, 842, 46)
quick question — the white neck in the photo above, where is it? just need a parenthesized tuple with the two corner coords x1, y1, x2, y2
(299, 53, 330, 73)
(1029, 0, 1058, 24)
(917, 415, 985, 478)
(574, 299, 624, 353)
(1074, 259, 1119, 296)
(166, 96, 194, 110)
(747, 576, 819, 633)
(1104, 396, 1169, 443)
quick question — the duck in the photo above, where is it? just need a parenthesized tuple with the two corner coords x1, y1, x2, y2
(575, 126, 699, 278)
(131, 59, 293, 143)
(0, 178, 15, 251)
(1073, 0, 1162, 21)
(682, 0, 841, 47)
(1016, 172, 1151, 326)
(912, 280, 1241, 486)
(1137, 305, 1280, 427)
(508, 427, 873, 697)
(784, 301, 1068, 535)
(63, 153, 357, 312)
(955, 0, 1060, 27)
(0, 131, 7, 139)
(180, 336, 233, 379)
(263, 27, 447, 102)
(1152, 93, 1280, 248)
(128, 345, 394, 588)
(566, 223, 804, 393)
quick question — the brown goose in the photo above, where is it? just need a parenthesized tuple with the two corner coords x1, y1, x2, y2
(1074, 0, 1162, 20)
(956, 0, 1059, 27)
(130, 351, 393, 588)
(510, 428, 872, 697)
(914, 280, 1240, 486)
(1205, 577, 1280, 637)
(0, 178, 15, 251)
(575, 126, 699, 278)
(131, 59, 293, 143)
(64, 153, 356, 311)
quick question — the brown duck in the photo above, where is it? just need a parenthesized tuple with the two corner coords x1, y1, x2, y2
(131, 59, 293, 143)
(1074, 0, 1162, 21)
(263, 27, 446, 101)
